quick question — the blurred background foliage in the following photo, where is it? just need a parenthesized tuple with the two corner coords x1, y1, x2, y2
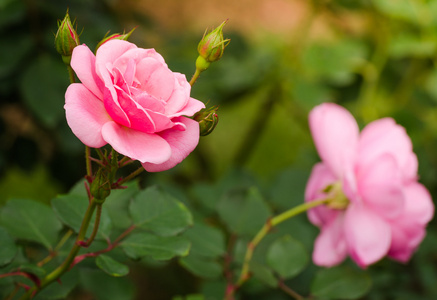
(1, 0, 437, 299)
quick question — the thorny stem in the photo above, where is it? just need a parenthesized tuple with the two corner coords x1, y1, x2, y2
(225, 198, 329, 299)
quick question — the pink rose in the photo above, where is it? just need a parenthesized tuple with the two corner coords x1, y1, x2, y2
(305, 103, 434, 268)
(64, 40, 205, 172)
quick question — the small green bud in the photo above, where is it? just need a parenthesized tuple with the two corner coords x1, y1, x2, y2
(90, 167, 111, 202)
(95, 27, 136, 52)
(197, 20, 230, 64)
(55, 10, 80, 65)
(193, 106, 219, 136)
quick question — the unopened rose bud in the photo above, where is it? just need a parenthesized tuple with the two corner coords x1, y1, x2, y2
(197, 20, 230, 64)
(95, 27, 136, 51)
(55, 10, 80, 65)
(193, 106, 219, 136)
(90, 167, 111, 202)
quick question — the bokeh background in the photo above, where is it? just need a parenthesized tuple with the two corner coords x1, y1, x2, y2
(2, 0, 437, 299)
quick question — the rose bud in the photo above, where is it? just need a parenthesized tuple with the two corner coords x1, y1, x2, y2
(95, 27, 136, 51)
(55, 10, 80, 65)
(193, 106, 219, 136)
(196, 20, 230, 71)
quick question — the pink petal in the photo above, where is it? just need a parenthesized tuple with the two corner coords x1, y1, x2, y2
(64, 83, 111, 148)
(305, 163, 340, 227)
(115, 87, 174, 133)
(134, 57, 175, 101)
(357, 153, 404, 220)
(309, 103, 359, 179)
(312, 214, 348, 267)
(388, 222, 425, 263)
(344, 204, 391, 268)
(165, 73, 191, 115)
(169, 97, 206, 118)
(101, 122, 171, 164)
(142, 117, 200, 172)
(359, 118, 417, 181)
(103, 88, 130, 128)
(71, 45, 104, 100)
(96, 40, 137, 75)
(403, 182, 434, 225)
(387, 182, 433, 262)
(142, 64, 175, 101)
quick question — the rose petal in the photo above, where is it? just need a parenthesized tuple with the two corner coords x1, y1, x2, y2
(309, 103, 359, 179)
(134, 57, 175, 101)
(103, 87, 130, 128)
(101, 121, 171, 164)
(344, 204, 391, 268)
(64, 83, 111, 148)
(169, 97, 206, 118)
(388, 222, 425, 263)
(357, 153, 404, 219)
(305, 162, 339, 226)
(142, 117, 199, 172)
(359, 118, 417, 181)
(165, 73, 191, 115)
(403, 182, 434, 225)
(312, 214, 347, 267)
(70, 45, 104, 100)
(96, 40, 137, 77)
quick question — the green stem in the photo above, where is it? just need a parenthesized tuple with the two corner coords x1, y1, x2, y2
(189, 68, 202, 86)
(19, 200, 99, 299)
(82, 204, 102, 247)
(235, 198, 329, 288)
(85, 146, 92, 177)
(67, 65, 75, 84)
(117, 166, 145, 186)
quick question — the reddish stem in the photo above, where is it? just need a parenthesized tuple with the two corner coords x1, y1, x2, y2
(71, 225, 136, 268)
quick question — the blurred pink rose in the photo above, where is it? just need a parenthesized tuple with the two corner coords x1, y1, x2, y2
(305, 103, 434, 268)
(65, 40, 205, 172)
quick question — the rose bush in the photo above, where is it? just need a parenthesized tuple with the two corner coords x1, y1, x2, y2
(305, 103, 434, 268)
(65, 40, 205, 172)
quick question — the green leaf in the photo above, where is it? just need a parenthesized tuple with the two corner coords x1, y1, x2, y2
(179, 253, 222, 279)
(183, 222, 226, 258)
(34, 268, 78, 300)
(121, 232, 190, 261)
(0, 227, 17, 267)
(217, 186, 271, 236)
(250, 261, 277, 288)
(129, 186, 193, 236)
(79, 268, 135, 300)
(311, 266, 372, 299)
(105, 181, 139, 229)
(96, 255, 129, 277)
(266, 235, 308, 279)
(0, 199, 62, 249)
(20, 55, 70, 128)
(51, 194, 112, 239)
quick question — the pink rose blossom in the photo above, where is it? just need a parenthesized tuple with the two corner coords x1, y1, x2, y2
(305, 103, 434, 268)
(64, 40, 205, 172)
